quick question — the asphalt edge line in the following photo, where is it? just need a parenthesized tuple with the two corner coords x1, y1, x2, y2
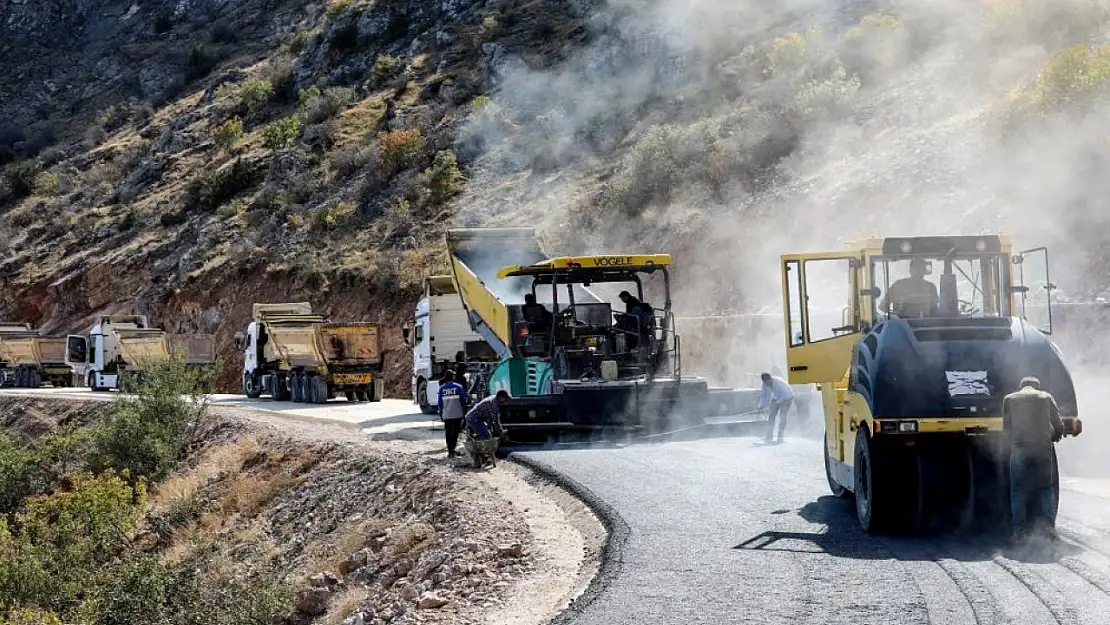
(507, 452, 630, 624)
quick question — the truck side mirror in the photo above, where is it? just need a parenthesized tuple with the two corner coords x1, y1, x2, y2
(859, 286, 881, 298)
(233, 331, 246, 350)
(401, 322, 411, 346)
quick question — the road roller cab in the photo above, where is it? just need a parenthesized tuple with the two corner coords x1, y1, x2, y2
(779, 235, 1082, 533)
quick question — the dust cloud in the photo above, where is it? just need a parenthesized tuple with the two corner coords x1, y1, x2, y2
(454, 0, 1110, 475)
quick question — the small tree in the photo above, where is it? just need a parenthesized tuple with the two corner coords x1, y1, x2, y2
(420, 150, 466, 206)
(212, 117, 243, 153)
(262, 116, 303, 150)
(239, 78, 275, 113)
(377, 128, 423, 176)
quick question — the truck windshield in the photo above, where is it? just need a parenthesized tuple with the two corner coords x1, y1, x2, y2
(872, 254, 1008, 319)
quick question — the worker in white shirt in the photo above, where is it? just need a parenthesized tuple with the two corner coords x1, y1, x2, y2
(759, 371, 796, 443)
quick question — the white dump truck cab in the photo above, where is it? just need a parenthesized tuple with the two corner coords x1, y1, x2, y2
(404, 276, 492, 415)
(66, 315, 152, 391)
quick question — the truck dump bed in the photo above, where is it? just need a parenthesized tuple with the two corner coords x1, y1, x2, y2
(167, 335, 217, 365)
(117, 329, 171, 366)
(35, 338, 68, 365)
(446, 228, 599, 359)
(318, 323, 382, 366)
(263, 318, 328, 368)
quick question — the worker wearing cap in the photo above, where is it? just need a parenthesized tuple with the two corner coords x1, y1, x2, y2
(880, 258, 939, 318)
(759, 372, 795, 443)
(1003, 376, 1065, 541)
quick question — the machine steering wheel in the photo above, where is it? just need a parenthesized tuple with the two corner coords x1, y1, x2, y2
(958, 299, 979, 316)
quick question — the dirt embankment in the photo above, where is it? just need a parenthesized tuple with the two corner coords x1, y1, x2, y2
(0, 396, 604, 625)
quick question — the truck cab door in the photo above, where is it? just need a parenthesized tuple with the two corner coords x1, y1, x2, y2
(781, 252, 864, 384)
(66, 335, 89, 380)
(1015, 247, 1054, 334)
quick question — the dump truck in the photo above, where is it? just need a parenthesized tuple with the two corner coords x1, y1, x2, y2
(65, 315, 217, 391)
(781, 234, 1082, 533)
(0, 324, 75, 388)
(446, 227, 750, 439)
(235, 303, 385, 403)
(403, 276, 498, 415)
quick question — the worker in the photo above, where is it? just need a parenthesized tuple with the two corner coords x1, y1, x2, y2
(1003, 376, 1065, 542)
(465, 389, 509, 442)
(758, 371, 795, 443)
(521, 293, 553, 333)
(880, 257, 939, 318)
(437, 370, 468, 457)
(618, 291, 653, 345)
(454, 362, 470, 393)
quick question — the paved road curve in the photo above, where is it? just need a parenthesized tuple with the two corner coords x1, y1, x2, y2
(520, 435, 1110, 625)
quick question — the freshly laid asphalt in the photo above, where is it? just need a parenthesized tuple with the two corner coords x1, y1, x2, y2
(10, 386, 1110, 624)
(517, 432, 1110, 625)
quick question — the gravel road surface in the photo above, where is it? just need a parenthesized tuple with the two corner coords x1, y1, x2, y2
(518, 434, 1110, 625)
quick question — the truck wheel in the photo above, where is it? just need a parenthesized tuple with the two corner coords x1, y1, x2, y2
(15, 368, 26, 388)
(824, 436, 849, 498)
(314, 377, 328, 404)
(304, 375, 318, 404)
(291, 374, 304, 403)
(345, 390, 356, 402)
(88, 372, 107, 393)
(273, 373, 290, 401)
(369, 378, 384, 403)
(854, 429, 890, 534)
(417, 379, 436, 415)
(31, 371, 40, 388)
(356, 386, 369, 402)
(243, 373, 262, 399)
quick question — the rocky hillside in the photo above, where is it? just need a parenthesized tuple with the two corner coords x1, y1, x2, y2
(5, 0, 1110, 392)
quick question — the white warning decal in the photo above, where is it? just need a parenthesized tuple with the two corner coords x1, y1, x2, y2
(946, 371, 990, 396)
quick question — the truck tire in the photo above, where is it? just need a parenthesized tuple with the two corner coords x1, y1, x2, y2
(356, 386, 369, 402)
(345, 390, 356, 402)
(313, 377, 328, 404)
(88, 372, 107, 393)
(369, 378, 384, 403)
(304, 375, 318, 404)
(291, 373, 305, 403)
(243, 373, 262, 399)
(31, 371, 40, 388)
(273, 373, 290, 401)
(417, 379, 436, 415)
(15, 368, 26, 388)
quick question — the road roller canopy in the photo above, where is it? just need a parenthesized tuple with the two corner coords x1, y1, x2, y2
(779, 234, 1055, 384)
(496, 254, 672, 281)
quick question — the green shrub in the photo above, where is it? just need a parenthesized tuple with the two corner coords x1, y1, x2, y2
(768, 32, 808, 75)
(185, 158, 262, 211)
(262, 117, 302, 150)
(328, 143, 374, 179)
(0, 472, 146, 610)
(378, 128, 423, 176)
(372, 54, 404, 82)
(1, 608, 63, 625)
(326, 0, 353, 18)
(186, 45, 220, 81)
(1001, 43, 1110, 127)
(87, 359, 216, 482)
(310, 201, 355, 232)
(212, 117, 243, 153)
(0, 435, 45, 515)
(3, 161, 39, 201)
(239, 78, 275, 113)
(298, 86, 357, 124)
(420, 150, 465, 206)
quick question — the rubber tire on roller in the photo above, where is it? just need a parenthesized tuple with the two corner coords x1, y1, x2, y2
(824, 434, 849, 498)
(854, 428, 891, 534)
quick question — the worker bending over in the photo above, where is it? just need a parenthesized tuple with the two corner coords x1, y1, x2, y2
(466, 390, 509, 441)
(759, 372, 795, 443)
(1003, 376, 1065, 542)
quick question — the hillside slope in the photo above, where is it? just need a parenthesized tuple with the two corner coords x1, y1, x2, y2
(4, 0, 1110, 392)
